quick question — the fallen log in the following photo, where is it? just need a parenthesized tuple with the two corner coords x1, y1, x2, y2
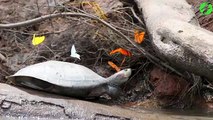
(0, 83, 211, 120)
(135, 0, 213, 81)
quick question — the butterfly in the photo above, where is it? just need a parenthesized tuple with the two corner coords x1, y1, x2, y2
(70, 44, 80, 60)
(109, 48, 131, 71)
(110, 48, 132, 56)
(32, 34, 45, 46)
(108, 61, 120, 72)
(134, 30, 145, 44)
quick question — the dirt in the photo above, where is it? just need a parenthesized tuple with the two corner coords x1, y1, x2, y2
(149, 67, 190, 105)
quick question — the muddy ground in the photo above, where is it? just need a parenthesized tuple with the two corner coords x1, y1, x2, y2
(0, 0, 213, 112)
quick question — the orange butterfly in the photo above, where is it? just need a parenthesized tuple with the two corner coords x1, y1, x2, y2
(109, 48, 131, 71)
(108, 61, 121, 72)
(134, 30, 145, 44)
(110, 48, 132, 56)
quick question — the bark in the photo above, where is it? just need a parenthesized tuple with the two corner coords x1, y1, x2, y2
(135, 0, 213, 81)
(0, 83, 210, 120)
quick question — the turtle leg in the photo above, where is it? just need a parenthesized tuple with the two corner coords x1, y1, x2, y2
(88, 85, 108, 97)
(88, 84, 123, 99)
(106, 85, 123, 98)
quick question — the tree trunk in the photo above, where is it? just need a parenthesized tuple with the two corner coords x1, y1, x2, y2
(0, 83, 210, 120)
(135, 0, 213, 81)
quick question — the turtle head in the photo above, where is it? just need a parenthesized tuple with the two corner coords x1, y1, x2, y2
(87, 69, 131, 98)
(107, 68, 131, 85)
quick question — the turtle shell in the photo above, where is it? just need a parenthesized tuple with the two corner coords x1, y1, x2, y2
(7, 61, 107, 88)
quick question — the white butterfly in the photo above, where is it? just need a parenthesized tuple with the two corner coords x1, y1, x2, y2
(70, 44, 80, 60)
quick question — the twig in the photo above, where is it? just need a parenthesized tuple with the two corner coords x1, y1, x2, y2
(3, 28, 66, 36)
(129, 7, 145, 27)
(0, 12, 183, 77)
(203, 85, 213, 90)
(36, 0, 40, 15)
(0, 13, 87, 28)
(0, 53, 6, 62)
(111, 7, 145, 28)
(46, 0, 55, 29)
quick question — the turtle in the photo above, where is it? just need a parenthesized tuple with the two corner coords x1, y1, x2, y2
(6, 60, 131, 98)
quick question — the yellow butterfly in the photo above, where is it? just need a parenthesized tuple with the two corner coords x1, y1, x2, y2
(32, 34, 45, 46)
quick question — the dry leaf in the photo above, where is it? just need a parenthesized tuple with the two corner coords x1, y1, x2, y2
(81, 1, 107, 19)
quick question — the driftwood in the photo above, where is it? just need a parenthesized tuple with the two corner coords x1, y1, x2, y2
(0, 83, 211, 120)
(135, 0, 213, 81)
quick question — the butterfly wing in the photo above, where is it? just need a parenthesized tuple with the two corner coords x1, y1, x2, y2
(71, 45, 80, 59)
(134, 30, 145, 44)
(32, 34, 45, 46)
